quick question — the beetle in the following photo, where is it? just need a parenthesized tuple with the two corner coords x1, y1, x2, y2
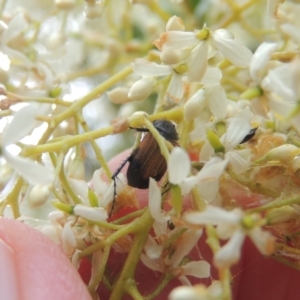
(110, 119, 178, 214)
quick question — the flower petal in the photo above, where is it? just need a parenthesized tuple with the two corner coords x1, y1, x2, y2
(187, 42, 208, 82)
(140, 253, 164, 273)
(159, 31, 198, 51)
(170, 229, 202, 267)
(168, 147, 191, 184)
(167, 73, 183, 102)
(214, 229, 245, 268)
(185, 206, 242, 226)
(281, 23, 300, 45)
(248, 227, 275, 255)
(262, 63, 295, 100)
(4, 150, 54, 185)
(250, 42, 277, 83)
(201, 67, 222, 86)
(169, 285, 208, 300)
(89, 250, 103, 285)
(131, 59, 172, 77)
(61, 222, 77, 256)
(197, 157, 228, 182)
(184, 88, 206, 121)
(69, 178, 89, 203)
(2, 13, 28, 44)
(222, 108, 252, 150)
(225, 150, 251, 174)
(206, 85, 227, 119)
(211, 34, 253, 67)
(149, 178, 169, 223)
(181, 260, 210, 278)
(2, 103, 41, 146)
(73, 204, 108, 222)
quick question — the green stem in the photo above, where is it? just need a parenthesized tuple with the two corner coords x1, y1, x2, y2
(23, 126, 113, 157)
(144, 273, 173, 300)
(75, 113, 112, 179)
(112, 208, 146, 225)
(2, 177, 23, 218)
(246, 195, 300, 214)
(53, 66, 132, 125)
(79, 209, 152, 258)
(88, 246, 111, 293)
(109, 209, 154, 300)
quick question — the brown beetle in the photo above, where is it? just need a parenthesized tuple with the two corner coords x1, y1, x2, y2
(111, 119, 178, 213)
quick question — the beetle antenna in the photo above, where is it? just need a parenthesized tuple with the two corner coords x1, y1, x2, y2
(110, 155, 132, 217)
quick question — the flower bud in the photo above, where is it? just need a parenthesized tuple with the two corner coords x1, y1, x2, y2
(41, 225, 61, 244)
(46, 32, 66, 50)
(68, 157, 85, 180)
(206, 129, 224, 153)
(49, 211, 65, 225)
(61, 222, 77, 255)
(256, 144, 300, 164)
(291, 156, 300, 172)
(84, 2, 105, 19)
(266, 206, 297, 225)
(73, 204, 108, 222)
(52, 201, 73, 214)
(161, 50, 182, 65)
(28, 184, 52, 208)
(128, 77, 155, 101)
(130, 111, 148, 128)
(166, 16, 185, 31)
(107, 87, 130, 104)
(160, 49, 189, 65)
(55, 0, 76, 10)
(184, 89, 206, 121)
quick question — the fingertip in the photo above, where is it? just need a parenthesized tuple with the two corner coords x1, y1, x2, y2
(0, 218, 91, 300)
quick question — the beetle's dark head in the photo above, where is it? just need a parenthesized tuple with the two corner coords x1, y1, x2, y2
(153, 119, 178, 141)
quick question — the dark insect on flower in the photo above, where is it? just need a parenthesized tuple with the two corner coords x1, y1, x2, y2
(240, 127, 258, 144)
(111, 119, 178, 214)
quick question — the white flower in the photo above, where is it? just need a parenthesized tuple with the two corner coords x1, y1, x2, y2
(184, 85, 227, 121)
(131, 58, 221, 103)
(167, 147, 227, 201)
(220, 108, 254, 174)
(141, 226, 210, 285)
(185, 206, 275, 268)
(155, 24, 253, 77)
(131, 58, 186, 102)
(2, 103, 54, 185)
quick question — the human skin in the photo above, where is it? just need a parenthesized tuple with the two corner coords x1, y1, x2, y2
(0, 151, 299, 300)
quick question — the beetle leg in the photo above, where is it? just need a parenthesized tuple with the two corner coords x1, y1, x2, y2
(110, 155, 132, 217)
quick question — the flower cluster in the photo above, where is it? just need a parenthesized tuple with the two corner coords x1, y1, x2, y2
(1, 1, 300, 299)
